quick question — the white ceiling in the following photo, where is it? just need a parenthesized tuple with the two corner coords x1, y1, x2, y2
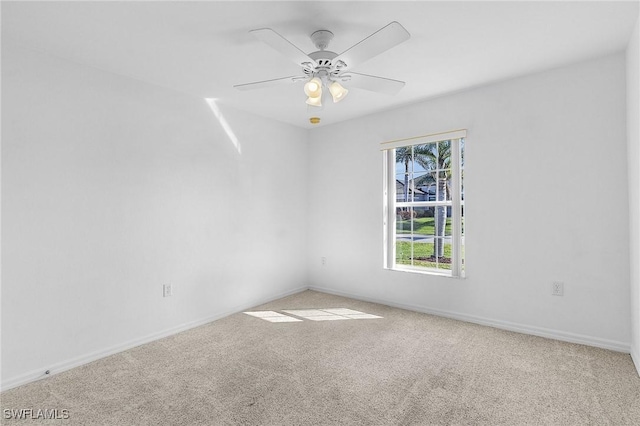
(2, 1, 638, 129)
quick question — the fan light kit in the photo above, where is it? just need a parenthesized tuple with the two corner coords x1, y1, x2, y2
(234, 22, 411, 109)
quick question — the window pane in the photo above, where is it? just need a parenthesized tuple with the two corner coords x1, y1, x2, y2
(412, 240, 435, 268)
(411, 207, 434, 268)
(414, 143, 437, 174)
(412, 207, 434, 239)
(421, 182, 436, 201)
(437, 140, 452, 170)
(433, 206, 451, 270)
(396, 240, 412, 266)
(395, 147, 413, 202)
(396, 207, 412, 234)
(412, 171, 430, 202)
(396, 175, 411, 202)
(434, 237, 452, 270)
(396, 207, 413, 266)
(435, 169, 452, 201)
(433, 205, 449, 240)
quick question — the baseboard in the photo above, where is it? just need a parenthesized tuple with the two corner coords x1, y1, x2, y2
(4, 284, 631, 391)
(309, 286, 631, 353)
(631, 345, 640, 377)
(1, 286, 308, 392)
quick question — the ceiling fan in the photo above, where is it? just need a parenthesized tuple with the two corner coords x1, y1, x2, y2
(234, 22, 411, 107)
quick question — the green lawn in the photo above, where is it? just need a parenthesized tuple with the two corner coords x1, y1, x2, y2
(397, 217, 452, 235)
(396, 241, 452, 269)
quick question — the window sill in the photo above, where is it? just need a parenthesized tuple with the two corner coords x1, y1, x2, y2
(385, 266, 465, 279)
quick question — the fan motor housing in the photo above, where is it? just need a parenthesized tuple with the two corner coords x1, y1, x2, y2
(303, 50, 345, 78)
(302, 30, 347, 78)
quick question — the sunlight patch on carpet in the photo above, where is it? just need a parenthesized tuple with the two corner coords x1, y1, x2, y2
(283, 309, 383, 321)
(243, 311, 302, 322)
(243, 309, 383, 323)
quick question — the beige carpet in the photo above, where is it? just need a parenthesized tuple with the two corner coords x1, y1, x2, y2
(2, 290, 640, 425)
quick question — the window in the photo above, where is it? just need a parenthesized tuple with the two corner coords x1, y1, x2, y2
(382, 130, 465, 277)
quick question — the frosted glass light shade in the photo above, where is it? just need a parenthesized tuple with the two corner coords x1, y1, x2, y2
(329, 81, 348, 103)
(306, 93, 322, 107)
(304, 77, 322, 97)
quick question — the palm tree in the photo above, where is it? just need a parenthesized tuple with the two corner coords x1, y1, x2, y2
(396, 146, 431, 203)
(415, 141, 452, 259)
(395, 147, 412, 203)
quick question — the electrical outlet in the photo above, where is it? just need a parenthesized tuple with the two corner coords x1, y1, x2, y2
(321, 257, 327, 266)
(552, 281, 564, 296)
(163, 284, 173, 298)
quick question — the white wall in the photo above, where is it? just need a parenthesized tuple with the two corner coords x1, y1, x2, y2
(1, 42, 308, 388)
(628, 17, 640, 373)
(308, 53, 631, 350)
(1, 36, 635, 390)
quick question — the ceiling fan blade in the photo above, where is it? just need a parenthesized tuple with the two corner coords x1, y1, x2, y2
(334, 22, 410, 70)
(344, 72, 405, 95)
(234, 76, 305, 91)
(250, 28, 316, 68)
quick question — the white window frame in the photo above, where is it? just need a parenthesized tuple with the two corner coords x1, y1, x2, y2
(382, 130, 466, 277)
